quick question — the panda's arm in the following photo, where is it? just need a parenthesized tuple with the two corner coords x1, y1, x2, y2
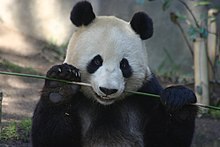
(159, 85, 198, 147)
(141, 75, 197, 147)
(31, 64, 82, 147)
(139, 74, 163, 95)
(142, 74, 197, 117)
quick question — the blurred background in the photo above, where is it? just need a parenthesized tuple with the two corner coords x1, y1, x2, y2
(0, 0, 220, 146)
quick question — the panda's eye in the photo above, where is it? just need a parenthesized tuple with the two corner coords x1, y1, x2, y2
(87, 55, 103, 74)
(120, 58, 132, 78)
(94, 57, 102, 66)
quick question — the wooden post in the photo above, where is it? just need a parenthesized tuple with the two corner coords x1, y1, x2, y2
(0, 92, 3, 124)
(207, 9, 218, 80)
(194, 38, 209, 106)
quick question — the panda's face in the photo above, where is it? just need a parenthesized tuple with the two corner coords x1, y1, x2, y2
(65, 16, 151, 105)
(86, 54, 127, 104)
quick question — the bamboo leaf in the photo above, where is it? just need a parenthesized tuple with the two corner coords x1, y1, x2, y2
(170, 12, 187, 23)
(188, 25, 198, 40)
(136, 0, 145, 4)
(194, 1, 211, 7)
(162, 0, 173, 11)
(175, 12, 187, 21)
(199, 27, 208, 38)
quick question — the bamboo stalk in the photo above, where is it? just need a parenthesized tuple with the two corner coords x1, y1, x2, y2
(194, 38, 209, 106)
(207, 9, 218, 80)
(1, 71, 220, 110)
(0, 71, 92, 87)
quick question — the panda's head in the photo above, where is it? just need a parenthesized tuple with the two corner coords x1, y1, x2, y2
(64, 1, 153, 105)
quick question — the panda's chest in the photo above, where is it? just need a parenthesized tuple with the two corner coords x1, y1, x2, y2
(78, 102, 144, 147)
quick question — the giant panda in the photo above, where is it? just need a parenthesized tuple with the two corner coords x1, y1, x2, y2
(31, 1, 197, 147)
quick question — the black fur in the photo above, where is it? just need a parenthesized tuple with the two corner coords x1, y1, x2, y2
(130, 12, 153, 40)
(120, 58, 133, 78)
(31, 64, 197, 147)
(70, 1, 96, 26)
(87, 54, 103, 74)
(161, 86, 197, 111)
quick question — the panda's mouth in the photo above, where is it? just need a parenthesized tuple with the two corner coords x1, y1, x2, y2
(94, 92, 116, 104)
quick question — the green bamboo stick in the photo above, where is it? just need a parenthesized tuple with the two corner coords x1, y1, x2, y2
(0, 71, 91, 87)
(125, 90, 161, 98)
(0, 71, 220, 111)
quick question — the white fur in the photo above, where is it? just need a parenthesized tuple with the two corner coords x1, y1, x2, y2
(64, 16, 151, 105)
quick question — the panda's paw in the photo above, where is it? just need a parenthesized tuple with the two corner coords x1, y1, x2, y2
(46, 63, 81, 85)
(160, 86, 197, 111)
(43, 63, 81, 103)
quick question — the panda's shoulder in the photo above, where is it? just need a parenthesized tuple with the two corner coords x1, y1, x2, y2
(138, 74, 163, 95)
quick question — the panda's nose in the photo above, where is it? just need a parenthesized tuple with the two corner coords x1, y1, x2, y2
(99, 87, 118, 95)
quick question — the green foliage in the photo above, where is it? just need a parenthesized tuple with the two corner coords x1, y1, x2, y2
(187, 25, 209, 40)
(0, 119, 32, 142)
(170, 12, 188, 24)
(187, 26, 197, 40)
(150, 0, 218, 40)
(136, 0, 145, 4)
(0, 122, 19, 141)
(209, 109, 220, 119)
(199, 27, 209, 38)
(19, 119, 31, 131)
(18, 119, 32, 142)
(160, 0, 212, 9)
(175, 12, 187, 21)
(162, 0, 173, 11)
(194, 0, 211, 7)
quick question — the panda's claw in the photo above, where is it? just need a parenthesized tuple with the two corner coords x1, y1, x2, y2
(58, 68, 62, 73)
(45, 64, 81, 89)
(75, 70, 80, 79)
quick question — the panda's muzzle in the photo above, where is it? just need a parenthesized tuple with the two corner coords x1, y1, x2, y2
(99, 87, 118, 96)
(91, 85, 124, 105)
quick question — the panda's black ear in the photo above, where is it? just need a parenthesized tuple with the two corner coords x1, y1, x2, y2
(70, 1, 96, 27)
(130, 12, 153, 40)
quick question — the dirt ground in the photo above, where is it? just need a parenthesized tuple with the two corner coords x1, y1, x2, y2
(0, 24, 60, 123)
(0, 24, 220, 147)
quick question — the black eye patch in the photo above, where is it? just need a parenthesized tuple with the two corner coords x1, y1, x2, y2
(120, 58, 132, 78)
(87, 55, 103, 74)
